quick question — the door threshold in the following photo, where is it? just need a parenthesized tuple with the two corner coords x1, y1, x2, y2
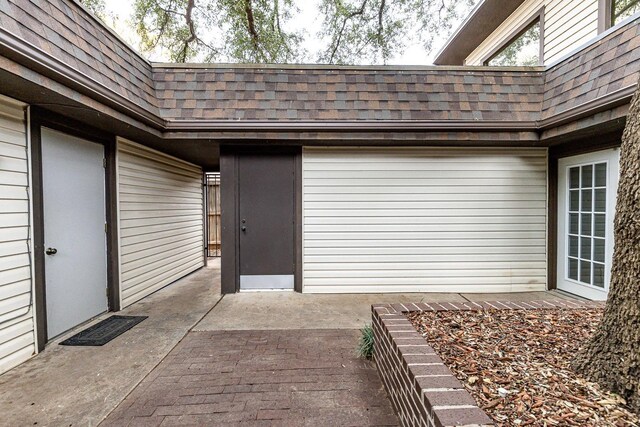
(239, 289, 295, 293)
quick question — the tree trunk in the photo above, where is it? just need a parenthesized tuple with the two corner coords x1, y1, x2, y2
(573, 78, 640, 414)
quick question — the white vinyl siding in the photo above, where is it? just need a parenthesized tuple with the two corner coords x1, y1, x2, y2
(0, 95, 35, 374)
(117, 138, 204, 308)
(465, 0, 598, 66)
(302, 147, 548, 293)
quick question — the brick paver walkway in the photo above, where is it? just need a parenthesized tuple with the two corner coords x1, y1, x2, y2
(101, 329, 398, 426)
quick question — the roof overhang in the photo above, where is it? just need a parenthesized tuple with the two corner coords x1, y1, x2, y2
(434, 0, 527, 65)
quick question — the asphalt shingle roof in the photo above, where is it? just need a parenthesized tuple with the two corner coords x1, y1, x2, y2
(1, 0, 639, 130)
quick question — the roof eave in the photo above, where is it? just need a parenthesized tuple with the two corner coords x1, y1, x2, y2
(433, 0, 527, 66)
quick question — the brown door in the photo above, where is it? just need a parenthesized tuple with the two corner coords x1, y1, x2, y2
(238, 153, 295, 289)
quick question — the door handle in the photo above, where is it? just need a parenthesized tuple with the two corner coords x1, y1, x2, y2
(241, 226, 247, 232)
(46, 247, 58, 255)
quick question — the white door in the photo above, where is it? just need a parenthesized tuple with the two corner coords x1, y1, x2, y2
(42, 128, 108, 339)
(557, 149, 619, 300)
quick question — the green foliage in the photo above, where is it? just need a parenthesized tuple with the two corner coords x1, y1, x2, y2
(317, 0, 476, 64)
(357, 323, 374, 360)
(487, 21, 540, 67)
(80, 0, 479, 64)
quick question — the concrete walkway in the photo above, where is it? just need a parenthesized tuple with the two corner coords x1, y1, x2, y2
(0, 260, 221, 427)
(1, 258, 578, 426)
(195, 289, 577, 331)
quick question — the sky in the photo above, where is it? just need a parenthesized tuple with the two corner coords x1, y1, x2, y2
(100, 0, 475, 65)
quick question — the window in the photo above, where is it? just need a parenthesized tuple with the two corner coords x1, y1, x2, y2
(601, 0, 640, 31)
(567, 163, 608, 288)
(612, 0, 640, 25)
(485, 19, 541, 66)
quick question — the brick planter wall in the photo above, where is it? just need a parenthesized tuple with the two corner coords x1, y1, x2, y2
(372, 299, 603, 427)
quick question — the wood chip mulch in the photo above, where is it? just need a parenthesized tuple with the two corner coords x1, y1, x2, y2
(408, 308, 639, 427)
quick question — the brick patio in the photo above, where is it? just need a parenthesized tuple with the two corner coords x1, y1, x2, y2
(101, 329, 398, 426)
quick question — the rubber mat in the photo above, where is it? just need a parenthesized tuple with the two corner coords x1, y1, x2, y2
(59, 315, 147, 346)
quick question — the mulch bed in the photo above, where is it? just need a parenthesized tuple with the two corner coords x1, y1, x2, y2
(408, 308, 639, 427)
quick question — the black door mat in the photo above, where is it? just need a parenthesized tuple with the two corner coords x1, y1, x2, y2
(60, 315, 147, 346)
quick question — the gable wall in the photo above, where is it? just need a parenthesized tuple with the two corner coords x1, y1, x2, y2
(465, 0, 599, 66)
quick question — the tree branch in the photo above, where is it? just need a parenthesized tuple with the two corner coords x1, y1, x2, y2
(329, 0, 368, 63)
(177, 0, 197, 62)
(377, 0, 385, 41)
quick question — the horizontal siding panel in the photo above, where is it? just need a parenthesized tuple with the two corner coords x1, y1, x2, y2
(305, 223, 546, 232)
(120, 214, 203, 230)
(305, 231, 545, 240)
(304, 276, 546, 286)
(305, 253, 547, 262)
(304, 208, 545, 217)
(119, 152, 202, 180)
(303, 147, 547, 293)
(0, 279, 31, 300)
(304, 185, 546, 194)
(0, 171, 28, 187)
(304, 201, 546, 210)
(119, 209, 203, 221)
(121, 246, 202, 283)
(120, 229, 202, 253)
(0, 267, 35, 287)
(117, 138, 204, 308)
(0, 141, 28, 159)
(0, 317, 32, 346)
(304, 261, 547, 270)
(308, 284, 546, 293)
(120, 238, 203, 264)
(305, 239, 546, 248)
(304, 178, 545, 187)
(0, 331, 33, 363)
(305, 269, 546, 278)
(0, 156, 29, 173)
(0, 185, 28, 200)
(0, 199, 29, 214)
(120, 218, 203, 238)
(121, 257, 203, 304)
(0, 96, 35, 375)
(304, 192, 547, 202)
(121, 245, 202, 278)
(305, 246, 546, 255)
(0, 253, 30, 272)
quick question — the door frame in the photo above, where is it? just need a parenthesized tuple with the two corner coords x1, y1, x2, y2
(30, 108, 120, 350)
(556, 148, 619, 300)
(220, 145, 302, 294)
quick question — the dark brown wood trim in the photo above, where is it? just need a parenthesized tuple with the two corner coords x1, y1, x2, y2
(29, 110, 47, 351)
(294, 150, 303, 293)
(166, 119, 540, 132)
(202, 172, 208, 268)
(29, 107, 120, 346)
(220, 148, 238, 294)
(547, 154, 558, 290)
(549, 132, 622, 158)
(482, 7, 545, 66)
(105, 137, 120, 312)
(548, 136, 623, 291)
(599, 0, 612, 32)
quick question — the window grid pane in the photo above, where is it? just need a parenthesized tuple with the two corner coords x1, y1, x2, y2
(567, 163, 607, 288)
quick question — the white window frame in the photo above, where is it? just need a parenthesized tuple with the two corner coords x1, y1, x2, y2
(557, 149, 619, 300)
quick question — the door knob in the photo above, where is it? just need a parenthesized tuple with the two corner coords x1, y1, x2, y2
(241, 226, 247, 232)
(45, 247, 57, 255)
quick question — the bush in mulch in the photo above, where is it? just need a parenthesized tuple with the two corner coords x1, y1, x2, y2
(408, 308, 639, 427)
